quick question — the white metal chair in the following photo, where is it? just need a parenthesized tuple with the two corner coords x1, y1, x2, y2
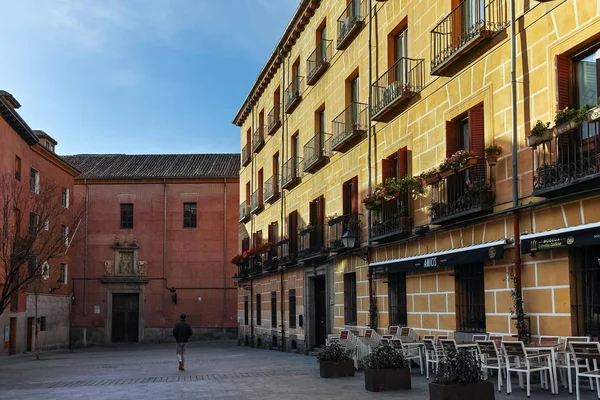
(473, 334, 488, 341)
(439, 338, 457, 356)
(477, 340, 505, 392)
(388, 326, 400, 337)
(423, 338, 443, 379)
(392, 338, 423, 375)
(569, 341, 600, 400)
(503, 341, 554, 397)
(557, 336, 590, 394)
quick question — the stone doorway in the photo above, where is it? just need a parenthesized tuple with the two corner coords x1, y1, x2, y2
(111, 293, 139, 343)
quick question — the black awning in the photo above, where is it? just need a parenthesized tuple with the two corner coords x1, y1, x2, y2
(521, 223, 600, 254)
(371, 240, 506, 275)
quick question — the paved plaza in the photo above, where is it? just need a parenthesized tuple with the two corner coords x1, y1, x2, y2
(0, 341, 599, 399)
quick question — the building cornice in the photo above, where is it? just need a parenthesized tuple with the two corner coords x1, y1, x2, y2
(31, 145, 81, 177)
(232, 0, 321, 127)
(73, 177, 240, 185)
(0, 95, 38, 146)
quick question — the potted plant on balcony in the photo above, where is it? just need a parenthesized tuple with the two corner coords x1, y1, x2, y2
(454, 150, 478, 172)
(421, 167, 441, 185)
(428, 200, 446, 220)
(231, 254, 245, 266)
(554, 105, 591, 135)
(465, 181, 496, 206)
(429, 349, 494, 400)
(297, 224, 314, 236)
(316, 341, 355, 378)
(326, 213, 344, 226)
(396, 175, 425, 197)
(438, 156, 456, 178)
(361, 342, 411, 392)
(526, 120, 552, 148)
(485, 144, 503, 166)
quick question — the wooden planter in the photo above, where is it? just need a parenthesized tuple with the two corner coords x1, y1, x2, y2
(554, 120, 580, 136)
(526, 129, 553, 148)
(364, 367, 411, 392)
(457, 157, 478, 172)
(319, 359, 355, 378)
(429, 381, 495, 400)
(486, 153, 500, 166)
(587, 106, 600, 122)
(425, 173, 441, 185)
(439, 168, 455, 179)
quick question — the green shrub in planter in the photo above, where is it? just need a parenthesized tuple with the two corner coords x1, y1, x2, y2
(429, 349, 495, 400)
(316, 341, 355, 378)
(361, 342, 411, 392)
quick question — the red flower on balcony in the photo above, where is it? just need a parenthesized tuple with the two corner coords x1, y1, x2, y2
(231, 254, 245, 265)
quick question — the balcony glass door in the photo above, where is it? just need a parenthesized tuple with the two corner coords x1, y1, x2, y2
(394, 30, 408, 84)
(350, 77, 359, 124)
(320, 27, 327, 61)
(293, 135, 299, 173)
(577, 51, 599, 139)
(318, 109, 326, 154)
(462, 0, 485, 34)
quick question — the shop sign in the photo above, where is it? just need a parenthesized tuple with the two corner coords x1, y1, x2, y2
(522, 228, 600, 254)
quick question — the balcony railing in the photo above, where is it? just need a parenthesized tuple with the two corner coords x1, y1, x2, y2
(277, 239, 297, 266)
(533, 121, 600, 197)
(337, 0, 366, 50)
(285, 76, 304, 114)
(298, 224, 328, 261)
(237, 261, 262, 280)
(263, 175, 280, 204)
(302, 132, 330, 173)
(371, 195, 413, 243)
(429, 158, 494, 224)
(307, 40, 333, 85)
(281, 157, 301, 190)
(430, 0, 507, 76)
(267, 104, 281, 136)
(241, 144, 251, 167)
(239, 201, 250, 222)
(250, 189, 263, 214)
(252, 125, 265, 153)
(328, 212, 360, 252)
(331, 102, 368, 152)
(371, 58, 425, 122)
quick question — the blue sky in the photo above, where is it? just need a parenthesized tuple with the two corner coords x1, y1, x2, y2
(1, 0, 298, 155)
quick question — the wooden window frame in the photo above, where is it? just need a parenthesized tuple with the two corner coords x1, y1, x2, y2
(120, 203, 134, 230)
(183, 202, 197, 229)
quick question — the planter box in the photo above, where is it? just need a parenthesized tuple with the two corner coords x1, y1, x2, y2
(554, 120, 580, 136)
(364, 367, 411, 392)
(587, 106, 600, 122)
(319, 359, 355, 378)
(526, 129, 553, 148)
(439, 168, 455, 179)
(486, 153, 499, 166)
(457, 157, 478, 172)
(425, 173, 441, 185)
(429, 381, 495, 400)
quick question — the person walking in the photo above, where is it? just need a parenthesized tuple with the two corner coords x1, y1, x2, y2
(172, 313, 193, 371)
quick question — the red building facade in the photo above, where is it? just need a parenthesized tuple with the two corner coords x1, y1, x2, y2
(0, 91, 78, 356)
(64, 154, 240, 345)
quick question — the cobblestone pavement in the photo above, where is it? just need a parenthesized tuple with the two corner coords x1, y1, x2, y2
(0, 342, 598, 399)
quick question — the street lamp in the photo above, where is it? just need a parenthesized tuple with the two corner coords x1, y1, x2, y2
(341, 230, 357, 249)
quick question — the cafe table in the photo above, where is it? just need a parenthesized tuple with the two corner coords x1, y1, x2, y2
(523, 343, 563, 394)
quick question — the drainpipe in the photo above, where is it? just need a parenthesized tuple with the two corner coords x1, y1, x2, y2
(83, 178, 89, 317)
(367, 0, 375, 329)
(280, 267, 285, 352)
(223, 178, 228, 325)
(163, 179, 167, 317)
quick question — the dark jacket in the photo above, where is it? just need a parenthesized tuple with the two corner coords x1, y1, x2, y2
(172, 320, 193, 343)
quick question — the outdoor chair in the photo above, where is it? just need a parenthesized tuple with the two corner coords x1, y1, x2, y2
(503, 341, 554, 397)
(473, 334, 488, 341)
(557, 336, 590, 394)
(423, 338, 444, 379)
(477, 340, 505, 392)
(569, 341, 600, 400)
(439, 339, 457, 356)
(392, 338, 423, 375)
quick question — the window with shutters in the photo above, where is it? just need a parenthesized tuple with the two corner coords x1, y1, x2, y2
(244, 296, 249, 325)
(271, 291, 277, 328)
(265, 222, 279, 270)
(15, 156, 21, 181)
(251, 169, 264, 214)
(430, 103, 493, 224)
(298, 196, 326, 260)
(289, 289, 297, 328)
(330, 177, 360, 250)
(373, 147, 412, 241)
(240, 182, 250, 222)
(278, 211, 298, 264)
(265, 153, 280, 203)
(30, 169, 39, 194)
(344, 272, 357, 325)
(533, 48, 600, 195)
(256, 293, 261, 326)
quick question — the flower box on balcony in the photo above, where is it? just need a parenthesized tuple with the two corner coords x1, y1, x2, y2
(425, 173, 441, 185)
(587, 105, 600, 123)
(439, 168, 455, 179)
(457, 157, 479, 172)
(526, 129, 553, 148)
(554, 120, 581, 136)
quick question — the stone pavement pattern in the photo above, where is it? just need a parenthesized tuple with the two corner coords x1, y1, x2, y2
(0, 342, 598, 399)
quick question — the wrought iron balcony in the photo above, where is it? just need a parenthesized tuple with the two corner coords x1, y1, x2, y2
(331, 102, 368, 152)
(285, 76, 304, 114)
(371, 194, 413, 243)
(328, 212, 361, 252)
(371, 58, 425, 123)
(241, 144, 251, 167)
(263, 175, 280, 204)
(302, 132, 330, 173)
(250, 189, 263, 215)
(267, 104, 281, 136)
(237, 261, 262, 280)
(430, 0, 507, 76)
(532, 121, 600, 197)
(281, 157, 301, 191)
(429, 158, 494, 224)
(337, 0, 366, 50)
(277, 238, 297, 266)
(252, 125, 265, 154)
(239, 201, 250, 223)
(298, 224, 328, 261)
(307, 40, 332, 85)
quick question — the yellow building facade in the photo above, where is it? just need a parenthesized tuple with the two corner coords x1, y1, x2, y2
(233, 0, 600, 352)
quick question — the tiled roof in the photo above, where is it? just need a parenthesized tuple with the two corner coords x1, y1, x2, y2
(62, 154, 240, 179)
